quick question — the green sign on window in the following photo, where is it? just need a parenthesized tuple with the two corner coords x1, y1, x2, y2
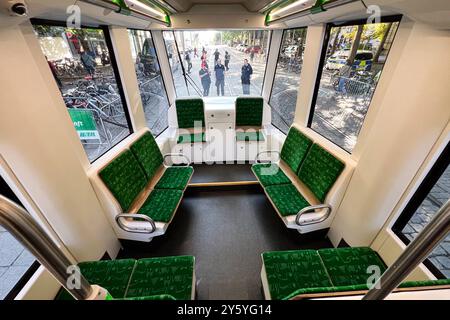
(68, 109, 100, 140)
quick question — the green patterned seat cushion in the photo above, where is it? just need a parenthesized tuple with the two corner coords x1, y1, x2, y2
(236, 131, 265, 142)
(99, 150, 147, 211)
(138, 189, 183, 223)
(252, 163, 291, 187)
(280, 127, 313, 173)
(177, 132, 206, 144)
(235, 97, 263, 126)
(297, 144, 345, 202)
(318, 247, 387, 287)
(283, 279, 450, 300)
(155, 167, 194, 190)
(125, 256, 194, 300)
(56, 259, 136, 300)
(130, 132, 163, 181)
(176, 98, 205, 129)
(262, 250, 332, 300)
(265, 184, 310, 217)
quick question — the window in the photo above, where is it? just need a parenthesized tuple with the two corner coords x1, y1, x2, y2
(0, 176, 39, 300)
(393, 143, 450, 279)
(269, 28, 307, 134)
(309, 17, 401, 152)
(33, 23, 133, 162)
(163, 30, 271, 97)
(128, 29, 170, 137)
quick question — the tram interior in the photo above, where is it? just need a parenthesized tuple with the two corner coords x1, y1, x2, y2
(0, 0, 449, 301)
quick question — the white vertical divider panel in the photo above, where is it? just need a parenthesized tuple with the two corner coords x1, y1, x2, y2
(152, 30, 177, 106)
(109, 26, 147, 131)
(293, 24, 326, 127)
(262, 30, 283, 102)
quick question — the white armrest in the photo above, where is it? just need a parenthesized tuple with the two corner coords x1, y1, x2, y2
(296, 204, 332, 226)
(115, 214, 156, 234)
(163, 153, 190, 167)
(255, 150, 281, 163)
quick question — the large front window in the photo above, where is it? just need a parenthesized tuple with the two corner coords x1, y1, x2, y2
(309, 18, 400, 152)
(33, 24, 133, 162)
(163, 30, 270, 97)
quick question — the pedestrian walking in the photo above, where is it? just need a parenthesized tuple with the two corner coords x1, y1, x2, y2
(199, 64, 211, 96)
(214, 49, 220, 63)
(241, 59, 253, 95)
(214, 59, 225, 96)
(338, 59, 353, 95)
(194, 47, 198, 58)
(80, 49, 96, 77)
(250, 49, 255, 63)
(224, 51, 230, 71)
(185, 50, 192, 74)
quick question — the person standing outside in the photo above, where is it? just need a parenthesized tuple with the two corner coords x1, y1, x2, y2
(241, 59, 253, 95)
(338, 59, 353, 95)
(224, 51, 231, 71)
(185, 50, 192, 74)
(199, 63, 211, 96)
(214, 49, 220, 64)
(193, 47, 198, 58)
(249, 48, 255, 63)
(214, 59, 225, 96)
(80, 49, 96, 77)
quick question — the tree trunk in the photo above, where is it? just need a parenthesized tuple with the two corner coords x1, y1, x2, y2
(348, 25, 363, 64)
(329, 27, 341, 56)
(373, 23, 392, 63)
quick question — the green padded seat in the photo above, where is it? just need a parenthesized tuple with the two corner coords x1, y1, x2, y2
(298, 144, 345, 202)
(155, 167, 194, 190)
(56, 259, 136, 300)
(318, 247, 387, 287)
(177, 132, 206, 144)
(262, 250, 332, 300)
(235, 97, 263, 127)
(99, 150, 147, 211)
(265, 184, 310, 217)
(130, 132, 163, 181)
(176, 98, 205, 129)
(236, 131, 265, 142)
(251, 163, 291, 187)
(138, 189, 183, 223)
(125, 256, 195, 300)
(280, 127, 313, 173)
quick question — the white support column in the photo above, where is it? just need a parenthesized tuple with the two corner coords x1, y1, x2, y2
(262, 29, 283, 101)
(108, 26, 147, 131)
(152, 30, 177, 105)
(294, 24, 326, 127)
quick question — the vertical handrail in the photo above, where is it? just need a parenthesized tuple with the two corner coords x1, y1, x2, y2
(0, 195, 93, 300)
(363, 200, 450, 300)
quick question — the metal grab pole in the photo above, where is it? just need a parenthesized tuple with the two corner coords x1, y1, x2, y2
(363, 200, 450, 300)
(0, 195, 93, 300)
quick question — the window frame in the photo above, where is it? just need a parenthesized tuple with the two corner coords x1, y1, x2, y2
(127, 28, 170, 138)
(268, 27, 309, 134)
(307, 15, 403, 153)
(392, 142, 450, 279)
(30, 18, 134, 163)
(163, 30, 272, 98)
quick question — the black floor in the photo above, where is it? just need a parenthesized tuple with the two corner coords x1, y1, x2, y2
(190, 163, 257, 184)
(118, 164, 332, 300)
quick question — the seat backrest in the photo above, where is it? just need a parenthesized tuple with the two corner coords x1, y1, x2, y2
(175, 98, 205, 129)
(130, 132, 163, 181)
(235, 97, 263, 127)
(99, 150, 147, 211)
(280, 127, 313, 173)
(297, 144, 345, 202)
